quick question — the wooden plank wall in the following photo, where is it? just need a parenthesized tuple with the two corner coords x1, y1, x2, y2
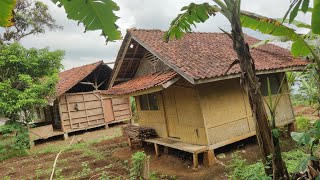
(59, 91, 105, 132)
(112, 98, 131, 121)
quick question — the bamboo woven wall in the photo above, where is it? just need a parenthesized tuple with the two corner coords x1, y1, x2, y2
(135, 93, 168, 137)
(198, 73, 294, 148)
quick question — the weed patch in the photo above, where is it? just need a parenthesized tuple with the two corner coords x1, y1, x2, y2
(228, 149, 308, 180)
(296, 116, 312, 132)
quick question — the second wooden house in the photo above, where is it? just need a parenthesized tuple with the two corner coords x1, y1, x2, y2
(29, 61, 132, 144)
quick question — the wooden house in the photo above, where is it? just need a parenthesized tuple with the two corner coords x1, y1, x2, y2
(29, 61, 131, 144)
(103, 29, 308, 169)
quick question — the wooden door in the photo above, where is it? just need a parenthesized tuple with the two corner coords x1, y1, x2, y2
(163, 88, 180, 138)
(103, 98, 115, 123)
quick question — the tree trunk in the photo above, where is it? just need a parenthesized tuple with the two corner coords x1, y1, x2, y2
(230, 1, 288, 179)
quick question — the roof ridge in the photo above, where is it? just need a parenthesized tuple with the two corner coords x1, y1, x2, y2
(60, 60, 103, 74)
(128, 28, 229, 35)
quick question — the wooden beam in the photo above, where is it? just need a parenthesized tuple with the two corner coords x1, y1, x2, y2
(195, 66, 306, 85)
(122, 58, 134, 80)
(103, 86, 164, 99)
(109, 35, 132, 87)
(80, 82, 94, 85)
(82, 94, 90, 126)
(65, 95, 73, 130)
(132, 43, 139, 57)
(97, 79, 108, 88)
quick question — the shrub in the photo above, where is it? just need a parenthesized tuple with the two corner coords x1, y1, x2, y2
(130, 151, 147, 180)
(0, 122, 29, 161)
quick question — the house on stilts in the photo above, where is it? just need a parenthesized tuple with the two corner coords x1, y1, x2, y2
(103, 29, 308, 169)
(29, 61, 132, 145)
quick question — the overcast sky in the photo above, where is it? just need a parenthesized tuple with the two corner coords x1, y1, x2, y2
(16, 0, 311, 70)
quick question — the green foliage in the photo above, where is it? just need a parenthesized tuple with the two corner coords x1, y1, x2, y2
(80, 162, 91, 176)
(1, 0, 62, 43)
(290, 119, 320, 172)
(289, 71, 318, 106)
(277, 18, 311, 29)
(296, 116, 312, 132)
(0, 122, 29, 161)
(283, 0, 320, 34)
(149, 171, 158, 180)
(130, 97, 138, 122)
(0, 43, 64, 121)
(228, 150, 308, 179)
(164, 3, 218, 41)
(282, 149, 309, 173)
(54, 168, 64, 180)
(52, 0, 121, 42)
(99, 171, 110, 180)
(240, 11, 312, 57)
(312, 0, 320, 33)
(0, 0, 16, 27)
(228, 153, 270, 180)
(291, 120, 320, 155)
(130, 151, 146, 180)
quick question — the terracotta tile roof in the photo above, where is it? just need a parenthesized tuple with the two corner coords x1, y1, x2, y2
(57, 61, 103, 96)
(127, 29, 308, 81)
(104, 71, 177, 95)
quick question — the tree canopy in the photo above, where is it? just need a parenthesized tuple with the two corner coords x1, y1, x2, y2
(1, 0, 62, 43)
(0, 43, 64, 121)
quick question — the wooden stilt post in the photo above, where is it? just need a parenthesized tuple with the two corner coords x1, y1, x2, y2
(128, 138, 132, 148)
(203, 150, 217, 167)
(154, 143, 160, 157)
(193, 153, 198, 170)
(63, 132, 69, 140)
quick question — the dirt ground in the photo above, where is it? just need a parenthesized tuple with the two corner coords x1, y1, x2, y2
(1, 106, 313, 180)
(0, 124, 298, 180)
(294, 105, 319, 120)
